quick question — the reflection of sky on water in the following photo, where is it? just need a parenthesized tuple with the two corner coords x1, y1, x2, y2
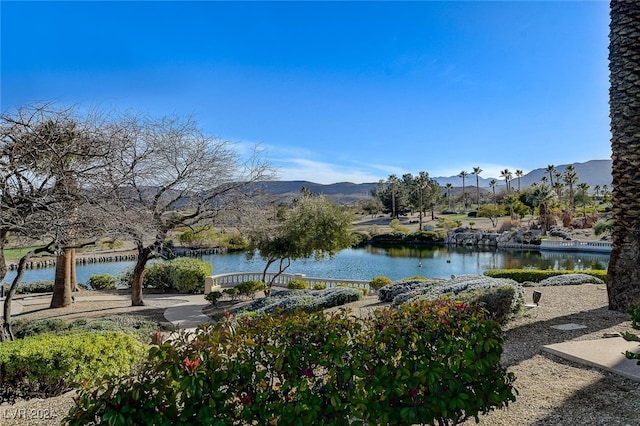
(2, 246, 609, 285)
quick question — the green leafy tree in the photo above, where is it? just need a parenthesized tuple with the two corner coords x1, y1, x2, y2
(246, 195, 355, 294)
(478, 204, 506, 228)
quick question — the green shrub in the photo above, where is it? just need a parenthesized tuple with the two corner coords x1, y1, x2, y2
(169, 257, 213, 293)
(16, 280, 54, 294)
(223, 287, 239, 300)
(88, 273, 117, 290)
(142, 262, 173, 291)
(205, 291, 223, 305)
(313, 283, 327, 290)
(484, 269, 607, 283)
(66, 300, 515, 425)
(406, 230, 446, 242)
(369, 275, 392, 290)
(287, 279, 309, 290)
(0, 331, 146, 404)
(139, 258, 213, 293)
(337, 282, 368, 296)
(452, 285, 520, 324)
(11, 318, 68, 339)
(235, 280, 266, 299)
(12, 315, 159, 343)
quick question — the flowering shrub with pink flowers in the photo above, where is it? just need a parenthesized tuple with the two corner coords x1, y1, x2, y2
(66, 300, 516, 426)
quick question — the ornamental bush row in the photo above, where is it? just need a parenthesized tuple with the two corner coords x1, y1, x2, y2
(0, 331, 146, 404)
(66, 299, 516, 426)
(483, 269, 607, 284)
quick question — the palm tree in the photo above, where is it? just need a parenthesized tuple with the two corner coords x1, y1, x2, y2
(607, 1, 640, 311)
(489, 179, 498, 203)
(594, 184, 602, 201)
(458, 170, 469, 212)
(515, 169, 524, 192)
(545, 165, 557, 187)
(577, 182, 590, 217)
(472, 166, 483, 207)
(445, 183, 453, 211)
(388, 174, 400, 219)
(500, 169, 512, 193)
(528, 183, 556, 235)
(562, 165, 579, 212)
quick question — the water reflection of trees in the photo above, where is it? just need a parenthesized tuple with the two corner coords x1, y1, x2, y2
(364, 245, 609, 271)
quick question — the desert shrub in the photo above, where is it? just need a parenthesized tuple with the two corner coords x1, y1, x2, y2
(12, 318, 68, 339)
(498, 218, 518, 232)
(401, 275, 428, 281)
(287, 279, 309, 290)
(337, 283, 368, 296)
(16, 280, 54, 294)
(239, 287, 363, 315)
(380, 275, 524, 324)
(390, 218, 409, 234)
(536, 273, 604, 286)
(452, 286, 518, 324)
(205, 290, 223, 305)
(88, 273, 117, 291)
(484, 269, 607, 284)
(313, 283, 327, 290)
(0, 331, 146, 404)
(66, 300, 515, 426)
(235, 280, 266, 299)
(369, 275, 392, 291)
(12, 315, 159, 343)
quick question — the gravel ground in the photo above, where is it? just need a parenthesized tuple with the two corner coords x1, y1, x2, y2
(3, 284, 640, 425)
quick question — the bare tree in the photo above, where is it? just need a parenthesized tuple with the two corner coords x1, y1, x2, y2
(104, 115, 271, 306)
(1, 104, 133, 313)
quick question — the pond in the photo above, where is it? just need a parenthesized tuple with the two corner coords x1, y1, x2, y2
(1, 245, 610, 285)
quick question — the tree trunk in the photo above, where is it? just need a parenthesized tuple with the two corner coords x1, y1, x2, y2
(607, 1, 640, 311)
(50, 249, 73, 308)
(70, 248, 78, 291)
(131, 251, 150, 306)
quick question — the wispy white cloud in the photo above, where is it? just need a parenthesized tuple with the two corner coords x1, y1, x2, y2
(275, 158, 384, 184)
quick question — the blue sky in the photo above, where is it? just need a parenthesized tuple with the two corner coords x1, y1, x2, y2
(2, 1, 611, 184)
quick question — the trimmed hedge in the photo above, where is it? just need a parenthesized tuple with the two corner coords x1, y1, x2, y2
(484, 269, 607, 283)
(0, 331, 146, 403)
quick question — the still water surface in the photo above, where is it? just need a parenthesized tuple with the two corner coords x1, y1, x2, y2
(2, 245, 610, 285)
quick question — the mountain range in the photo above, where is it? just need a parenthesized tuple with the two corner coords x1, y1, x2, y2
(261, 159, 613, 204)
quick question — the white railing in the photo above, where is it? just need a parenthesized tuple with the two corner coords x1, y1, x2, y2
(205, 272, 370, 294)
(539, 239, 612, 253)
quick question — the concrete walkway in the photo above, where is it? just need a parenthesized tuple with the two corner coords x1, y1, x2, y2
(544, 337, 640, 382)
